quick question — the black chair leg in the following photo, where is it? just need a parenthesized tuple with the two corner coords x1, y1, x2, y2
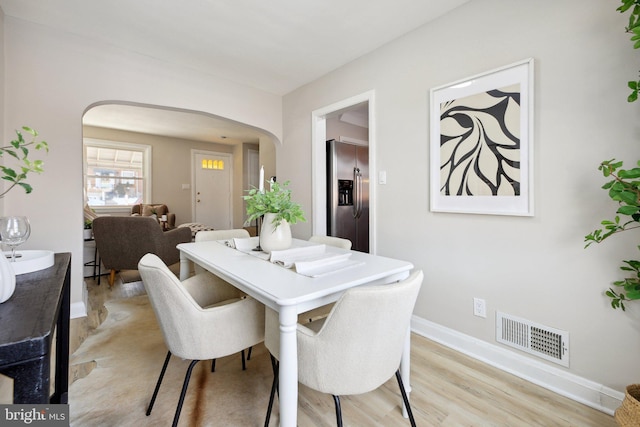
(211, 358, 216, 372)
(172, 360, 200, 427)
(247, 346, 253, 360)
(241, 349, 246, 370)
(264, 355, 279, 427)
(332, 395, 343, 427)
(395, 370, 417, 427)
(146, 351, 172, 416)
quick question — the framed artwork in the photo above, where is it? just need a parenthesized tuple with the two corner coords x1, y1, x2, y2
(429, 58, 534, 216)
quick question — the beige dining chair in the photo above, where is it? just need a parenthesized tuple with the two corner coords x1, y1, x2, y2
(308, 235, 352, 250)
(138, 253, 265, 427)
(194, 228, 255, 368)
(264, 270, 423, 427)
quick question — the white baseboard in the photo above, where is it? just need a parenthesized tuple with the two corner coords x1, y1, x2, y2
(70, 301, 87, 319)
(70, 280, 89, 319)
(411, 316, 623, 416)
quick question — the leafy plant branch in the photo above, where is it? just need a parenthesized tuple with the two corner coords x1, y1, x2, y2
(586, 160, 640, 310)
(585, 160, 640, 246)
(0, 126, 48, 198)
(618, 0, 640, 101)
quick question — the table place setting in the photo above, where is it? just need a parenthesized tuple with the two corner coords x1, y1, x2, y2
(219, 238, 364, 277)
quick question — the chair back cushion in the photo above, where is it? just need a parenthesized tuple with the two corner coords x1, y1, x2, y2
(131, 203, 168, 217)
(297, 270, 423, 396)
(195, 229, 249, 242)
(309, 235, 352, 250)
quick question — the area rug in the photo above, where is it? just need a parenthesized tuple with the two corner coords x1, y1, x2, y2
(69, 295, 274, 426)
(117, 262, 181, 284)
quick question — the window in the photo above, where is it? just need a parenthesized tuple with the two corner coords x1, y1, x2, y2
(201, 158, 225, 170)
(83, 139, 151, 209)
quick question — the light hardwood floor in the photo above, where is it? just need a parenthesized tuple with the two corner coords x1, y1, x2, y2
(70, 274, 617, 426)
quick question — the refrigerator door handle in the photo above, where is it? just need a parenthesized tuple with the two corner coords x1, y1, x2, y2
(354, 167, 363, 219)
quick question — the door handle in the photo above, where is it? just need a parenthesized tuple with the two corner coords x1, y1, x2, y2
(353, 168, 362, 219)
(355, 169, 363, 219)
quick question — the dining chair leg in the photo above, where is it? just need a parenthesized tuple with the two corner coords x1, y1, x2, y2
(264, 356, 279, 427)
(172, 360, 200, 427)
(241, 349, 246, 370)
(395, 370, 417, 427)
(247, 346, 253, 360)
(332, 395, 343, 427)
(108, 269, 116, 288)
(211, 358, 216, 372)
(146, 351, 171, 416)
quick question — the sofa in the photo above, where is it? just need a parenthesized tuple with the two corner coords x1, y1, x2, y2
(92, 216, 192, 287)
(131, 203, 176, 229)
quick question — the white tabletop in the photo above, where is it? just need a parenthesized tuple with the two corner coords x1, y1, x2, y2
(178, 238, 414, 313)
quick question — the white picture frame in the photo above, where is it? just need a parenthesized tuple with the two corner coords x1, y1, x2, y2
(429, 58, 534, 216)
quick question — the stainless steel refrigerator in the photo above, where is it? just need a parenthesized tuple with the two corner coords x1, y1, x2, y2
(326, 139, 369, 252)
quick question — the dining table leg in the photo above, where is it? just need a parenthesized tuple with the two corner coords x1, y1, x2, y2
(278, 305, 299, 427)
(179, 252, 190, 281)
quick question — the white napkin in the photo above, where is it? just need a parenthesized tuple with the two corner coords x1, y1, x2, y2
(231, 236, 260, 252)
(294, 253, 360, 276)
(269, 245, 363, 277)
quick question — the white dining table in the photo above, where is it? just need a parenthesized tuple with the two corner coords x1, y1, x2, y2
(177, 238, 414, 427)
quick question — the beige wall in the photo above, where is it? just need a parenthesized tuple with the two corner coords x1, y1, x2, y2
(280, 0, 640, 403)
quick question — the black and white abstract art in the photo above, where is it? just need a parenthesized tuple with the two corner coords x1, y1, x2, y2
(430, 59, 533, 216)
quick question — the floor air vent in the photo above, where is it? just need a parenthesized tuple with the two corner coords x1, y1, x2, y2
(496, 312, 569, 367)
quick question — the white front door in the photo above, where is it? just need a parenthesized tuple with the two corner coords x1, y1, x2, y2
(193, 151, 232, 229)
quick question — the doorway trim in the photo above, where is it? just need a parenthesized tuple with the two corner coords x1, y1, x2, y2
(191, 149, 233, 227)
(311, 90, 376, 253)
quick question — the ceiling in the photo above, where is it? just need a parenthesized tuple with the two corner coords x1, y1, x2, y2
(0, 0, 470, 143)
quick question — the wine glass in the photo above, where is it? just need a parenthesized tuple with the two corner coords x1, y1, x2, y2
(0, 216, 31, 262)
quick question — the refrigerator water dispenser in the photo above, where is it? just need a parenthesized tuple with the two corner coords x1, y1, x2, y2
(338, 180, 353, 206)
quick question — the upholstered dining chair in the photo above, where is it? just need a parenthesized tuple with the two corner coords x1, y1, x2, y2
(264, 270, 423, 427)
(308, 235, 352, 250)
(138, 253, 265, 427)
(194, 228, 254, 369)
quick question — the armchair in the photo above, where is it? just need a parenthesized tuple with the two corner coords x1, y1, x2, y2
(131, 203, 176, 229)
(92, 216, 192, 287)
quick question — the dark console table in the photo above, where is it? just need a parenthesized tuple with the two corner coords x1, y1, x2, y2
(0, 253, 71, 404)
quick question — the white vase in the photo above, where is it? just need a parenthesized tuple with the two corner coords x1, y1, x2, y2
(260, 212, 292, 253)
(0, 253, 16, 303)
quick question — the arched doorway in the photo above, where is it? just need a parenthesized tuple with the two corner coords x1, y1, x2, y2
(81, 101, 277, 276)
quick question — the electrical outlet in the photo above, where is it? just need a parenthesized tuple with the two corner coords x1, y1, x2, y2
(473, 298, 487, 318)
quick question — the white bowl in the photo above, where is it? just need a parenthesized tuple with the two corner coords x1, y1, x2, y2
(4, 250, 55, 275)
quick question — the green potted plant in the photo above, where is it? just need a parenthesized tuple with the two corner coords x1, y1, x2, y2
(244, 180, 306, 252)
(585, 1, 640, 311)
(585, 2, 640, 424)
